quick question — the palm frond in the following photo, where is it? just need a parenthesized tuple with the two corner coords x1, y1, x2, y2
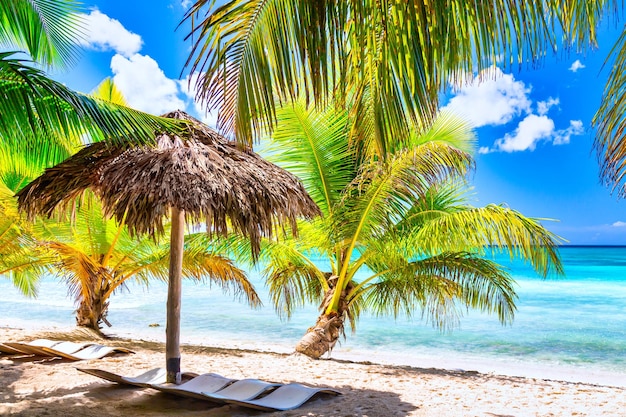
(45, 240, 105, 303)
(407, 110, 477, 154)
(336, 141, 473, 244)
(91, 77, 129, 106)
(262, 99, 354, 215)
(0, 0, 84, 68)
(0, 181, 49, 296)
(0, 52, 185, 148)
(181, 0, 610, 148)
(0, 136, 76, 191)
(261, 237, 327, 318)
(362, 252, 516, 329)
(182, 249, 261, 308)
(593, 27, 626, 197)
(413, 204, 565, 277)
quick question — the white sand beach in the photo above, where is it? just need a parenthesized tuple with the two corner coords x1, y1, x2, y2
(1, 326, 625, 417)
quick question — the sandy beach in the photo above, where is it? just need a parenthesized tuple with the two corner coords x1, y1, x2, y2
(1, 326, 624, 416)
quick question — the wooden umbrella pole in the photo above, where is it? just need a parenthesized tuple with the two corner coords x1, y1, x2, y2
(166, 206, 185, 384)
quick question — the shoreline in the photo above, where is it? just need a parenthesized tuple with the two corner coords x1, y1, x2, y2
(4, 322, 626, 390)
(2, 325, 626, 416)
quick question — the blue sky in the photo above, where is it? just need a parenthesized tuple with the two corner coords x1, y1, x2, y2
(51, 1, 626, 245)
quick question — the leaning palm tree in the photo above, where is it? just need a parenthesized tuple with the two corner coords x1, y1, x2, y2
(181, 0, 614, 152)
(247, 101, 563, 359)
(1, 0, 183, 150)
(33, 194, 259, 333)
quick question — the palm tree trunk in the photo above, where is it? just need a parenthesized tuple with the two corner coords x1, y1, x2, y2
(75, 276, 111, 334)
(166, 207, 185, 383)
(295, 277, 353, 359)
(295, 311, 345, 359)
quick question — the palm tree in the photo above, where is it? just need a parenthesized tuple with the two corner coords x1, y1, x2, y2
(246, 101, 563, 359)
(32, 195, 259, 333)
(181, 0, 614, 151)
(1, 0, 183, 151)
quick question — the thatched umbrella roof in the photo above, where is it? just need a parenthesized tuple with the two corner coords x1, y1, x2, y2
(16, 110, 320, 383)
(17, 110, 320, 256)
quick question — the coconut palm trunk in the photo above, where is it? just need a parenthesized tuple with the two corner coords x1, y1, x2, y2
(75, 275, 112, 331)
(295, 276, 353, 359)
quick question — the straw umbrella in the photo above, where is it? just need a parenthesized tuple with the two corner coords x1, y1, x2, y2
(17, 110, 320, 383)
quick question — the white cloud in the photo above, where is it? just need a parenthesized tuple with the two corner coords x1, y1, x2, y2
(569, 60, 586, 72)
(78, 10, 211, 120)
(77, 10, 142, 58)
(445, 68, 585, 153)
(612, 221, 626, 227)
(553, 120, 584, 145)
(493, 114, 555, 152)
(486, 117, 584, 153)
(442, 67, 532, 128)
(537, 97, 559, 116)
(111, 54, 185, 115)
(180, 0, 192, 8)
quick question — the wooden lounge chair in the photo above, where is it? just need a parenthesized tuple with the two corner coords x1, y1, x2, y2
(223, 382, 341, 411)
(149, 373, 236, 400)
(77, 367, 198, 388)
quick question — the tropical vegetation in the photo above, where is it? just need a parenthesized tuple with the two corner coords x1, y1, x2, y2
(181, 1, 626, 201)
(0, 76, 262, 333)
(32, 195, 259, 333)
(1, 0, 183, 155)
(221, 101, 563, 358)
(181, 1, 608, 147)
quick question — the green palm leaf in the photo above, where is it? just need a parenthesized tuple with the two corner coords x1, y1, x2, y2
(594, 28, 626, 197)
(261, 237, 327, 318)
(362, 252, 516, 328)
(91, 77, 129, 106)
(0, 53, 184, 148)
(412, 204, 564, 277)
(263, 100, 354, 215)
(336, 141, 473, 246)
(181, 0, 610, 147)
(0, 0, 84, 68)
(0, 181, 48, 296)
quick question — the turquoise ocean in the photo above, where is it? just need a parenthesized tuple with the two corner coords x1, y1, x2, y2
(2, 246, 625, 386)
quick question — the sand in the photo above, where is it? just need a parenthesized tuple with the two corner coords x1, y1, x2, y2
(1, 326, 624, 417)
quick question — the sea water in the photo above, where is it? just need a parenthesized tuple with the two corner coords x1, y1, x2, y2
(1, 246, 625, 386)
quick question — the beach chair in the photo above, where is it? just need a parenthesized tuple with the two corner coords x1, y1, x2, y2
(198, 378, 281, 403)
(1, 339, 87, 356)
(77, 367, 198, 388)
(43, 343, 134, 360)
(24, 340, 96, 357)
(223, 382, 341, 411)
(149, 372, 236, 400)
